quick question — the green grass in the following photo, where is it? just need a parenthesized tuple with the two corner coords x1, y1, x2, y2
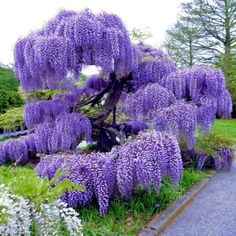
(211, 119, 236, 140)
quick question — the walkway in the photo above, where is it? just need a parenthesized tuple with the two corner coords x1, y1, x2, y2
(163, 162, 236, 236)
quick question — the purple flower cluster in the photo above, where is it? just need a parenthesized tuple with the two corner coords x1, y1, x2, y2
(36, 131, 183, 214)
(14, 9, 137, 91)
(213, 148, 234, 171)
(0, 135, 36, 165)
(196, 97, 217, 133)
(0, 111, 92, 165)
(132, 44, 176, 91)
(24, 86, 84, 129)
(196, 154, 208, 171)
(153, 101, 197, 149)
(161, 67, 232, 120)
(37, 152, 115, 215)
(33, 113, 92, 153)
(124, 83, 176, 120)
(24, 99, 71, 129)
(83, 75, 108, 97)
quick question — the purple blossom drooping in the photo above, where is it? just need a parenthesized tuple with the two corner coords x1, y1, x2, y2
(36, 131, 183, 215)
(0, 143, 7, 165)
(33, 113, 92, 154)
(24, 98, 72, 129)
(2, 138, 29, 165)
(124, 83, 176, 120)
(132, 44, 176, 91)
(14, 9, 135, 91)
(213, 148, 234, 171)
(83, 75, 108, 97)
(153, 100, 197, 149)
(196, 154, 208, 171)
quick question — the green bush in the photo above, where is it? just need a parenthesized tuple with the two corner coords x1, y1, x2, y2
(0, 89, 23, 113)
(0, 107, 23, 131)
(27, 89, 65, 101)
(0, 66, 19, 91)
(195, 133, 235, 156)
(0, 67, 23, 113)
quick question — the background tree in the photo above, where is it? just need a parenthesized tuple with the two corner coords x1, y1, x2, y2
(130, 27, 153, 44)
(0, 66, 23, 113)
(164, 14, 201, 68)
(191, 0, 236, 80)
(165, 0, 236, 115)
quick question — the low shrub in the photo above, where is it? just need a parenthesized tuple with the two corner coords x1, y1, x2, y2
(0, 107, 24, 132)
(187, 133, 235, 171)
(0, 165, 83, 236)
(0, 90, 23, 114)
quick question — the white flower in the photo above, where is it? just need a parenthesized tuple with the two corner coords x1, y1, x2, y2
(0, 185, 83, 236)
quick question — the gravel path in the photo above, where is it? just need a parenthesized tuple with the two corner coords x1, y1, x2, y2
(163, 162, 236, 236)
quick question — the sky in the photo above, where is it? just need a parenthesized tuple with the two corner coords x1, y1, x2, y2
(0, 0, 183, 65)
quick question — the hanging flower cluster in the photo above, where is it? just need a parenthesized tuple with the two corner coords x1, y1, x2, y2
(161, 67, 232, 120)
(124, 83, 176, 120)
(83, 75, 108, 97)
(132, 44, 176, 91)
(213, 148, 234, 171)
(0, 112, 92, 165)
(14, 9, 137, 91)
(33, 113, 92, 154)
(153, 101, 197, 149)
(0, 135, 37, 165)
(190, 147, 234, 171)
(24, 99, 71, 129)
(36, 131, 183, 215)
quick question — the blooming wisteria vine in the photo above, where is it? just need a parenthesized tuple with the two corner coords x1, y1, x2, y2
(36, 131, 183, 215)
(0, 10, 232, 173)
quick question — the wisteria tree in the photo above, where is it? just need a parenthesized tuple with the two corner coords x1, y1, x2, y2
(0, 9, 232, 214)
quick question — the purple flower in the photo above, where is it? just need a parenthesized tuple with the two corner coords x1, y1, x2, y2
(197, 154, 208, 171)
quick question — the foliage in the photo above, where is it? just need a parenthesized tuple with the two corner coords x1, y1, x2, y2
(130, 27, 153, 44)
(195, 133, 235, 157)
(0, 66, 19, 91)
(0, 165, 84, 235)
(27, 89, 65, 102)
(0, 89, 23, 114)
(0, 67, 23, 113)
(0, 165, 83, 207)
(164, 12, 202, 68)
(36, 131, 183, 215)
(0, 107, 23, 131)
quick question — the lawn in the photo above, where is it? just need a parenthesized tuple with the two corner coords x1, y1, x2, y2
(211, 119, 236, 140)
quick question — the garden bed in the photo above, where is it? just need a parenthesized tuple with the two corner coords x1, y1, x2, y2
(0, 165, 206, 236)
